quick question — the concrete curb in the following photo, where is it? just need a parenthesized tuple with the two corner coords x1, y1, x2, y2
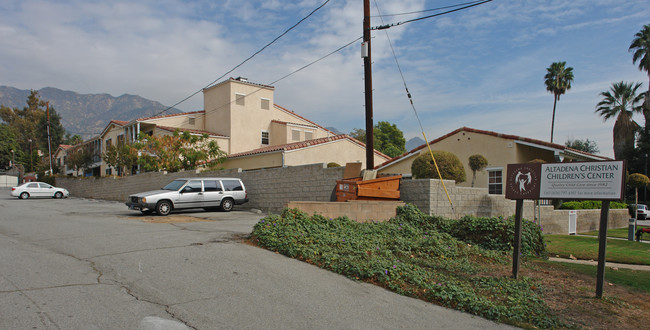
(549, 257, 650, 271)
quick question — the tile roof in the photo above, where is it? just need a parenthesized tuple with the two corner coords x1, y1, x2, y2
(136, 110, 205, 122)
(156, 125, 229, 138)
(273, 104, 336, 135)
(375, 126, 610, 169)
(228, 134, 389, 159)
(270, 119, 318, 128)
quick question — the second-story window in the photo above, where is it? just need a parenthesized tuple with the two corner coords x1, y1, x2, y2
(261, 131, 269, 145)
(261, 98, 270, 110)
(188, 117, 195, 125)
(235, 93, 246, 106)
(292, 129, 301, 141)
(305, 130, 313, 140)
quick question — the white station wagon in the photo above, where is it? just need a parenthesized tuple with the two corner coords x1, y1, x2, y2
(125, 177, 248, 216)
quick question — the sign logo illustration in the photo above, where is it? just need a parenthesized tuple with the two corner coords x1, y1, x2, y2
(515, 170, 532, 192)
(506, 164, 539, 199)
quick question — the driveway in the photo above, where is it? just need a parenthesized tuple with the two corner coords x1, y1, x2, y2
(0, 189, 512, 329)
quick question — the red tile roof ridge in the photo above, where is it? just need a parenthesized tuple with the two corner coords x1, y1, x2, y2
(375, 126, 610, 169)
(228, 134, 389, 159)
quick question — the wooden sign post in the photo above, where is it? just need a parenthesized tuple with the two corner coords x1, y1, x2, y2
(505, 161, 625, 297)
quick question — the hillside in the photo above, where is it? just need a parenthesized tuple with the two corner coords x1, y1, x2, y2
(0, 86, 182, 137)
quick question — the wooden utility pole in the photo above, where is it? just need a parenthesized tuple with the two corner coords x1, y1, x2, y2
(46, 102, 53, 174)
(363, 0, 374, 169)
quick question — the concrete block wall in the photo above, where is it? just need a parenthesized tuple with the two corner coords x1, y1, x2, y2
(56, 164, 344, 214)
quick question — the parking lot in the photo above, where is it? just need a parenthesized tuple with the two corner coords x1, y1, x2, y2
(0, 189, 510, 329)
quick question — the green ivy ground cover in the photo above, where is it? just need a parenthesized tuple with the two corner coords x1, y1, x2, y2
(251, 205, 563, 328)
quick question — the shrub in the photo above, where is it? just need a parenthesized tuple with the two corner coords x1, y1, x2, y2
(411, 151, 466, 183)
(251, 206, 559, 328)
(559, 200, 627, 210)
(327, 162, 341, 168)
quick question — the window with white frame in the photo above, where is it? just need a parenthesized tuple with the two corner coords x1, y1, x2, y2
(188, 117, 195, 125)
(487, 168, 503, 195)
(305, 130, 314, 140)
(261, 98, 270, 110)
(292, 129, 301, 141)
(261, 131, 269, 145)
(235, 93, 246, 106)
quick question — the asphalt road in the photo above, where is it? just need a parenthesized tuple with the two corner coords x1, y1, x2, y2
(0, 189, 512, 329)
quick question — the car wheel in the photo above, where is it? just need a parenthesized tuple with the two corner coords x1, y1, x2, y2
(54, 191, 63, 199)
(156, 200, 172, 216)
(19, 192, 29, 199)
(220, 198, 234, 212)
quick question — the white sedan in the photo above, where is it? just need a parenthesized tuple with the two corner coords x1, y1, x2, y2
(10, 182, 70, 199)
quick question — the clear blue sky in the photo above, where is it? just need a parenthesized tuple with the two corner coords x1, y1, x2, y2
(1, 0, 649, 158)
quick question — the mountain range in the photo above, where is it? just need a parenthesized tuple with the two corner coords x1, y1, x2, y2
(0, 86, 181, 138)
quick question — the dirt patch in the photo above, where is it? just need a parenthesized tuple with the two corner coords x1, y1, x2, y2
(125, 215, 214, 223)
(523, 260, 648, 329)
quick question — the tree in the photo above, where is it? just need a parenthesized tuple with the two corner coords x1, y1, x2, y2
(629, 24, 650, 134)
(411, 151, 466, 183)
(349, 121, 406, 158)
(134, 129, 226, 172)
(565, 138, 600, 154)
(544, 61, 574, 143)
(627, 173, 649, 224)
(0, 90, 68, 172)
(595, 81, 645, 160)
(66, 146, 94, 175)
(64, 134, 84, 146)
(103, 144, 138, 176)
(468, 154, 488, 187)
(0, 124, 19, 169)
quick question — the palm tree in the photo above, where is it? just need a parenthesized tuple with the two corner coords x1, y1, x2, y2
(595, 81, 645, 160)
(545, 61, 574, 143)
(629, 24, 650, 134)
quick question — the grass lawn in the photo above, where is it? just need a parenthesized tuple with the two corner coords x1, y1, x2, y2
(545, 234, 650, 265)
(580, 225, 649, 239)
(540, 260, 650, 293)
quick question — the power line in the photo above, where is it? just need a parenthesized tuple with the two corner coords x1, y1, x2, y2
(371, 0, 486, 18)
(153, 0, 332, 118)
(372, 0, 492, 30)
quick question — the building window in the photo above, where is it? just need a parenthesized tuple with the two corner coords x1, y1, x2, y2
(488, 169, 503, 195)
(117, 134, 125, 146)
(261, 131, 269, 145)
(261, 98, 270, 110)
(106, 138, 112, 148)
(106, 168, 112, 176)
(292, 129, 301, 141)
(235, 93, 246, 106)
(305, 130, 313, 140)
(188, 117, 195, 125)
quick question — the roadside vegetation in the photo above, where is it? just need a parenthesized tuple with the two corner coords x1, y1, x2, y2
(249, 205, 648, 328)
(545, 234, 650, 266)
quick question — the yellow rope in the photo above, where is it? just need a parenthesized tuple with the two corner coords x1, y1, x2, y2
(421, 131, 457, 219)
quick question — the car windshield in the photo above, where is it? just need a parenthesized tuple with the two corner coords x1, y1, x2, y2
(162, 180, 187, 191)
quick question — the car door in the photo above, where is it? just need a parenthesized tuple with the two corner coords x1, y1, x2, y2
(25, 182, 40, 197)
(38, 183, 54, 197)
(221, 179, 245, 203)
(176, 180, 204, 209)
(202, 179, 224, 207)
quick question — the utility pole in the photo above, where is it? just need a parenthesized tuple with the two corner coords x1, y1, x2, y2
(363, 0, 374, 170)
(46, 102, 53, 175)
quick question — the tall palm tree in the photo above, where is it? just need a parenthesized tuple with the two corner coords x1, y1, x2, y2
(629, 24, 650, 134)
(544, 61, 574, 143)
(595, 81, 645, 160)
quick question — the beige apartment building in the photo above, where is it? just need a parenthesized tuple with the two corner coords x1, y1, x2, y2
(61, 77, 388, 176)
(377, 127, 609, 194)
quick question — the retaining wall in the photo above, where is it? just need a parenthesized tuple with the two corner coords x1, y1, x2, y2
(55, 165, 630, 234)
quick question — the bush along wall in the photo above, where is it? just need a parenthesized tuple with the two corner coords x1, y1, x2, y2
(250, 206, 561, 328)
(559, 200, 627, 210)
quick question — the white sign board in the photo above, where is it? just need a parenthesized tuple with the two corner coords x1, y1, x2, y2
(539, 161, 624, 200)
